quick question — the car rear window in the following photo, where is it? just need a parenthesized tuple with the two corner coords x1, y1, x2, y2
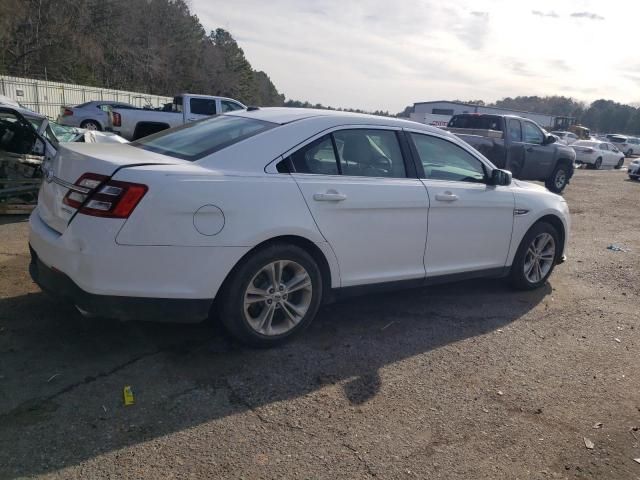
(131, 115, 276, 161)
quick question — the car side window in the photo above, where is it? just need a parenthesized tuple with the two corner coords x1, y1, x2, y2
(410, 133, 486, 183)
(600, 143, 608, 151)
(333, 129, 406, 178)
(523, 122, 544, 145)
(287, 135, 339, 175)
(190, 98, 217, 115)
(508, 119, 522, 142)
(221, 101, 244, 112)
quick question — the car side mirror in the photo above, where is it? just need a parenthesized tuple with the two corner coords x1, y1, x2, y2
(543, 135, 557, 145)
(490, 168, 512, 186)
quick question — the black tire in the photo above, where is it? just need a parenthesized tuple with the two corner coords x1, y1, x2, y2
(80, 119, 102, 131)
(545, 163, 570, 193)
(626, 149, 633, 157)
(615, 158, 624, 169)
(218, 243, 323, 347)
(510, 222, 560, 290)
(594, 157, 602, 170)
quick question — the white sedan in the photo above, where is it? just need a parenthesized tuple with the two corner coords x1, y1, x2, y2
(571, 140, 625, 170)
(28, 108, 570, 346)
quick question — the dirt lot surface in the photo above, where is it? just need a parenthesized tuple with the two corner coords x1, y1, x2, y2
(1, 164, 639, 479)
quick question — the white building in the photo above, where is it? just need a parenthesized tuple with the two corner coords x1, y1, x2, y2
(410, 101, 560, 129)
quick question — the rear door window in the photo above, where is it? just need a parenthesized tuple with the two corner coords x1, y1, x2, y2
(333, 129, 407, 178)
(508, 119, 522, 142)
(288, 135, 339, 175)
(190, 98, 217, 115)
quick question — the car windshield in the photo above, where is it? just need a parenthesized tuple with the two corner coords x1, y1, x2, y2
(609, 136, 626, 143)
(49, 121, 83, 142)
(447, 115, 502, 131)
(132, 115, 277, 161)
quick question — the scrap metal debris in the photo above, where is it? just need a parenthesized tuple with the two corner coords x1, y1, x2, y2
(607, 244, 628, 252)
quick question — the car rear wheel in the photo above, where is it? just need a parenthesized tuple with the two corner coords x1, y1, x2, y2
(510, 222, 559, 290)
(219, 244, 322, 347)
(80, 120, 101, 131)
(626, 149, 633, 157)
(615, 158, 624, 169)
(545, 164, 569, 193)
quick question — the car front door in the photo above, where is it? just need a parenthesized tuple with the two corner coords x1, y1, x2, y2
(407, 130, 515, 277)
(520, 121, 555, 180)
(288, 128, 429, 287)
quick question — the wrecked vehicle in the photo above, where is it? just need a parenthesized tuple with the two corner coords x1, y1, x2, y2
(0, 106, 127, 213)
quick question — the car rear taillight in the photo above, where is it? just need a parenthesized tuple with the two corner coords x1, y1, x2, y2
(112, 112, 121, 127)
(62, 107, 73, 116)
(63, 173, 147, 218)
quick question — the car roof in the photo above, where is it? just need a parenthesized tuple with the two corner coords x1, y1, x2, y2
(0, 104, 46, 120)
(226, 107, 443, 132)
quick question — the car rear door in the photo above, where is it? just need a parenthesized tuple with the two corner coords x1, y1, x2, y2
(288, 127, 429, 287)
(520, 121, 555, 180)
(407, 130, 514, 277)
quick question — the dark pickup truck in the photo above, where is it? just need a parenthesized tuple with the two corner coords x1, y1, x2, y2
(446, 114, 576, 193)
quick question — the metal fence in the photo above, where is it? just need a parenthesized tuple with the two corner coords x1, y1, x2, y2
(0, 75, 172, 120)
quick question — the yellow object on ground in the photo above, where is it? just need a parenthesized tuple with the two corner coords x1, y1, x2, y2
(123, 386, 135, 406)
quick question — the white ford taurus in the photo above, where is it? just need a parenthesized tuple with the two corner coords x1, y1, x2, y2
(29, 108, 570, 346)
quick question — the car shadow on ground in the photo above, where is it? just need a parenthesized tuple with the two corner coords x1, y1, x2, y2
(0, 260, 551, 477)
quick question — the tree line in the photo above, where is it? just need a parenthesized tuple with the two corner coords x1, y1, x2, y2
(0, 0, 284, 106)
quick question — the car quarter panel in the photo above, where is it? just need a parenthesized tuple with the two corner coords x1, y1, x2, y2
(113, 166, 341, 289)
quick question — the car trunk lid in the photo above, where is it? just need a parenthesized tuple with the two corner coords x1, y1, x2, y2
(37, 143, 182, 233)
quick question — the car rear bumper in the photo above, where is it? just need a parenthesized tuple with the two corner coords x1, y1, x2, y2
(28, 207, 252, 322)
(29, 244, 212, 322)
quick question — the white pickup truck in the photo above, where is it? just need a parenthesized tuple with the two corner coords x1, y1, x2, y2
(109, 93, 246, 140)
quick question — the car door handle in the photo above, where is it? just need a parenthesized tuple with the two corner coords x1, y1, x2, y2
(435, 192, 458, 202)
(313, 190, 347, 202)
(187, 117, 198, 121)
(525, 147, 534, 152)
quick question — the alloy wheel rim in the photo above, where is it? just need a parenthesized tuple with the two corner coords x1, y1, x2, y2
(243, 260, 313, 336)
(555, 170, 566, 189)
(523, 233, 556, 283)
(85, 122, 98, 130)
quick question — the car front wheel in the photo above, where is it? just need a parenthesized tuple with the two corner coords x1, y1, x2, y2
(510, 222, 559, 290)
(615, 158, 624, 169)
(545, 164, 569, 193)
(219, 244, 322, 347)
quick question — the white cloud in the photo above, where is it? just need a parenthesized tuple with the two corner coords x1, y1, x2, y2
(191, 0, 640, 111)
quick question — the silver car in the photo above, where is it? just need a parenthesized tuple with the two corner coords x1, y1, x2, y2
(57, 100, 134, 131)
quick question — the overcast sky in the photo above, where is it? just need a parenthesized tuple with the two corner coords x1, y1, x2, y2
(191, 0, 639, 112)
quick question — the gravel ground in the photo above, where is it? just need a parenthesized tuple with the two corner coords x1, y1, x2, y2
(0, 164, 639, 479)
